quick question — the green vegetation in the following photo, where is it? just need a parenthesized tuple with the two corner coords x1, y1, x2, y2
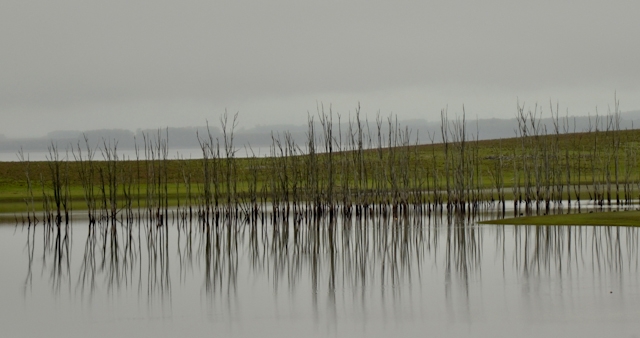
(2, 104, 640, 225)
(480, 210, 640, 227)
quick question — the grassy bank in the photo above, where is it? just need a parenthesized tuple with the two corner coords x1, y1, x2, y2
(2, 109, 640, 219)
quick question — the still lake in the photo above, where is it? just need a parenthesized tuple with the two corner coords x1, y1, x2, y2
(1, 210, 640, 337)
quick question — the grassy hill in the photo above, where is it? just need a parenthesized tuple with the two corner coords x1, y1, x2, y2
(2, 111, 640, 216)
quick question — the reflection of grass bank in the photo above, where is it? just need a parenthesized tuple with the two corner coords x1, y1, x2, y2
(480, 210, 640, 226)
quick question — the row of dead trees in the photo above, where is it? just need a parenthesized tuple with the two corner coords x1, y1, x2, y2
(16, 100, 640, 228)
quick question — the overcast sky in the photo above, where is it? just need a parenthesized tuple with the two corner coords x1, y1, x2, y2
(1, 0, 639, 138)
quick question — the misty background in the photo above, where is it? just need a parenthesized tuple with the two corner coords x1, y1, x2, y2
(1, 1, 639, 142)
(3, 109, 640, 161)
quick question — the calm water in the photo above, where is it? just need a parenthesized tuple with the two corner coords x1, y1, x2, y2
(2, 212, 640, 337)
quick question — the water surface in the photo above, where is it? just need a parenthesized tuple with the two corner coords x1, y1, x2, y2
(2, 212, 639, 337)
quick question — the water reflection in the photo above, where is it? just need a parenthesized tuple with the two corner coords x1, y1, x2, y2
(20, 211, 640, 314)
(503, 224, 640, 278)
(23, 222, 72, 294)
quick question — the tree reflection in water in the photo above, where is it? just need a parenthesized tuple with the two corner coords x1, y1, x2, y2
(21, 209, 640, 312)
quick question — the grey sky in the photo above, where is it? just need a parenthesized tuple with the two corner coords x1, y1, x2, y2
(1, 0, 639, 138)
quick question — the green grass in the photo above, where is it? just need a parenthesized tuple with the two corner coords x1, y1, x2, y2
(480, 210, 640, 227)
(2, 127, 640, 215)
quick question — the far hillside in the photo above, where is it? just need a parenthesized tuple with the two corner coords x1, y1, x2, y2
(2, 109, 640, 159)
